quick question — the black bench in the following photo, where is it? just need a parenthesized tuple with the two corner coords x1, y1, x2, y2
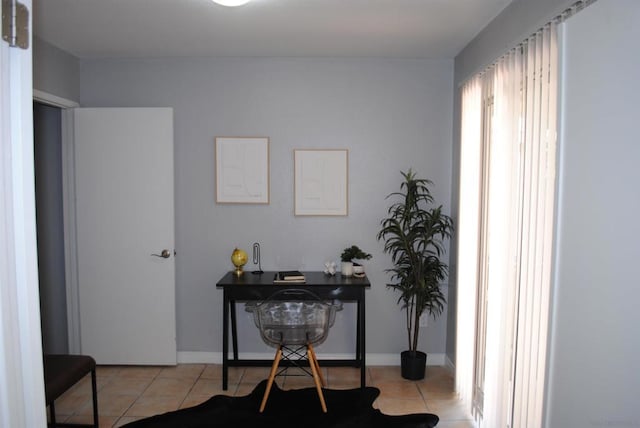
(43, 354, 99, 427)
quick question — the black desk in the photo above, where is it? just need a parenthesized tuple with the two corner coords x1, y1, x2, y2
(216, 271, 370, 390)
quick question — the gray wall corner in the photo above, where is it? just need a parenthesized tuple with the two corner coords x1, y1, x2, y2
(33, 36, 81, 103)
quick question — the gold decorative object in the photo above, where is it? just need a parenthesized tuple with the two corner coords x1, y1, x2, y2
(231, 248, 248, 277)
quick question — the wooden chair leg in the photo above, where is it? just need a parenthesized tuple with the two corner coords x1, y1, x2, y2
(260, 347, 283, 412)
(307, 344, 327, 413)
(307, 344, 325, 387)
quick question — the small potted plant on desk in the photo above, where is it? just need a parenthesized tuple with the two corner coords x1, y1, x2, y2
(377, 169, 453, 380)
(340, 245, 372, 277)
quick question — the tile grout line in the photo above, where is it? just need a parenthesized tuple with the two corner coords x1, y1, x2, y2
(113, 367, 161, 428)
(177, 365, 207, 408)
(414, 378, 434, 413)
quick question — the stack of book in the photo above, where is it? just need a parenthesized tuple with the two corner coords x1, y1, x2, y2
(273, 271, 306, 284)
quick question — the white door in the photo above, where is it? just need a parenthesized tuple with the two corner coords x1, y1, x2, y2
(71, 108, 176, 365)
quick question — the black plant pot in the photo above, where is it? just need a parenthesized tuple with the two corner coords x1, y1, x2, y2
(401, 350, 427, 380)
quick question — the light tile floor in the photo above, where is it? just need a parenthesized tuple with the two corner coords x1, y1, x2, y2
(50, 364, 474, 427)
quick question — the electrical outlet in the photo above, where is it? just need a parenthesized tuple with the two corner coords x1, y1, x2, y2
(419, 313, 428, 327)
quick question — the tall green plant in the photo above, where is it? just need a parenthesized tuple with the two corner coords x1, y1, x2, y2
(377, 170, 453, 352)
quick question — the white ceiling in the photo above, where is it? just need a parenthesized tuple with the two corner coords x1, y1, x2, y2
(33, 0, 512, 59)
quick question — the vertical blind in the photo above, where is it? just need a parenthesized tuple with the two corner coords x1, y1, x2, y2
(455, 2, 583, 423)
(456, 74, 482, 411)
(511, 23, 559, 428)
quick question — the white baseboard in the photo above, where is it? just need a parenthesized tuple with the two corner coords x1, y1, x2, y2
(444, 354, 455, 374)
(178, 351, 447, 366)
(177, 351, 220, 364)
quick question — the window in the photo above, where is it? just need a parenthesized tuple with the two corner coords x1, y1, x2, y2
(457, 22, 559, 428)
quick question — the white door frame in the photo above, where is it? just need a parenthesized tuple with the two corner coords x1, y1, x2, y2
(33, 89, 80, 109)
(0, 0, 48, 425)
(62, 109, 82, 353)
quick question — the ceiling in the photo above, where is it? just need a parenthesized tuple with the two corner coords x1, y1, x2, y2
(33, 0, 512, 59)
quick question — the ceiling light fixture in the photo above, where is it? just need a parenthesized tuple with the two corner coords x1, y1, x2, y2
(211, 0, 251, 6)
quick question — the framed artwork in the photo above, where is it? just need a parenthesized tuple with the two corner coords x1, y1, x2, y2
(294, 149, 348, 216)
(215, 137, 269, 204)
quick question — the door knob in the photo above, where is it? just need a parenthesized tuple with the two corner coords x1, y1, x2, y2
(151, 249, 171, 259)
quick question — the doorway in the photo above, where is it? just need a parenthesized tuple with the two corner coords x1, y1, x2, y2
(32, 102, 177, 364)
(33, 101, 68, 354)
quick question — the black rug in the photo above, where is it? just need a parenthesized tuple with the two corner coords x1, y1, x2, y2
(123, 379, 439, 428)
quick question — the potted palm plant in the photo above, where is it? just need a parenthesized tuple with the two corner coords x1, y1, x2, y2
(377, 169, 453, 380)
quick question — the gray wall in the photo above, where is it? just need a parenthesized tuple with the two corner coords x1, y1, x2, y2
(448, 0, 576, 365)
(546, 1, 640, 426)
(34, 102, 68, 354)
(78, 57, 454, 357)
(33, 36, 80, 103)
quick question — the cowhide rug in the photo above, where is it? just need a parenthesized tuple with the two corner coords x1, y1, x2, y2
(123, 379, 439, 428)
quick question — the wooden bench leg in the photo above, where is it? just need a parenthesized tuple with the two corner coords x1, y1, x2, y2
(91, 368, 98, 427)
(49, 401, 57, 426)
(48, 375, 99, 428)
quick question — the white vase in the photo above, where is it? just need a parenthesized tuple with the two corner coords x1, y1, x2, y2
(341, 261, 353, 277)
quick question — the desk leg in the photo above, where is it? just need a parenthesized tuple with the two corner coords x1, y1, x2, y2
(358, 289, 366, 388)
(230, 300, 238, 360)
(356, 300, 361, 359)
(222, 290, 229, 390)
